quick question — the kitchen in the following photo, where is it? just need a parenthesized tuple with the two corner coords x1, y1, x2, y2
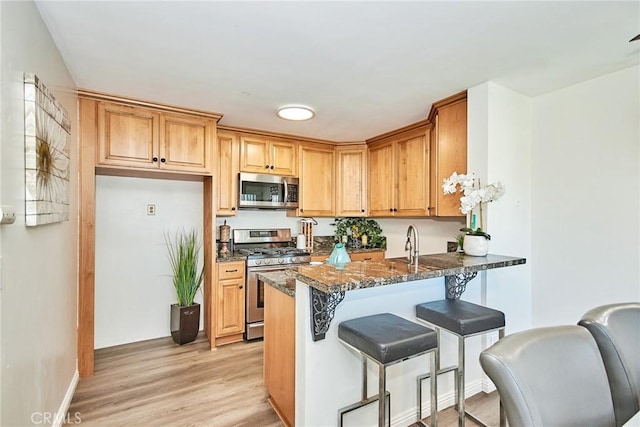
(1, 2, 639, 427)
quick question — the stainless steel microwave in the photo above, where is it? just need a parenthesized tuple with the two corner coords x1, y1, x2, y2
(238, 172, 299, 210)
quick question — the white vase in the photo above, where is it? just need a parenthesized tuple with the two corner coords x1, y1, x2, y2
(463, 235, 489, 256)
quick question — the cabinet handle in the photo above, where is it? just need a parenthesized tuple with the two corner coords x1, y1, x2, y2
(364, 257, 372, 260)
(225, 269, 238, 273)
(160, 158, 166, 163)
(270, 165, 274, 170)
(239, 285, 243, 289)
(152, 157, 158, 162)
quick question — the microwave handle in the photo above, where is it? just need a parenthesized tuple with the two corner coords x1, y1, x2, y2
(283, 180, 289, 203)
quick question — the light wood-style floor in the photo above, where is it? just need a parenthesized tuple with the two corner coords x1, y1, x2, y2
(70, 333, 499, 427)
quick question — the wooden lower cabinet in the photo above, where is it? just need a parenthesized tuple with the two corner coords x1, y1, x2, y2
(310, 250, 385, 263)
(215, 261, 245, 345)
(264, 285, 295, 427)
(349, 250, 385, 261)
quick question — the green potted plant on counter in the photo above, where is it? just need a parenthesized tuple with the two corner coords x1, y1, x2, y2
(332, 217, 386, 249)
(443, 172, 505, 256)
(165, 228, 204, 345)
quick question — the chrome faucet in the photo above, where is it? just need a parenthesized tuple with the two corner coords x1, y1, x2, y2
(405, 224, 419, 267)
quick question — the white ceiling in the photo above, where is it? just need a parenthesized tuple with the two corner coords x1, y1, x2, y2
(36, 1, 639, 142)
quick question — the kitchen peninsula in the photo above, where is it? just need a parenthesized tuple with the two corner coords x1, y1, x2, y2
(258, 253, 526, 427)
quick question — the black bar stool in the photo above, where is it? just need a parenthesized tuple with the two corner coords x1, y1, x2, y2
(415, 300, 506, 427)
(338, 313, 438, 427)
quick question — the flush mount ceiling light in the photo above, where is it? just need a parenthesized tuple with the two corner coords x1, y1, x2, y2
(276, 105, 315, 121)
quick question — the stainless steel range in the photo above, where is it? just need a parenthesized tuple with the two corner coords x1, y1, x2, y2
(233, 228, 311, 340)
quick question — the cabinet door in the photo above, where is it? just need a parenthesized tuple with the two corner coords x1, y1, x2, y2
(217, 132, 239, 216)
(216, 277, 245, 336)
(349, 251, 385, 261)
(298, 145, 335, 216)
(367, 141, 395, 216)
(430, 99, 467, 216)
(240, 136, 271, 173)
(396, 133, 429, 216)
(97, 102, 159, 168)
(336, 147, 367, 217)
(159, 114, 212, 174)
(270, 140, 297, 176)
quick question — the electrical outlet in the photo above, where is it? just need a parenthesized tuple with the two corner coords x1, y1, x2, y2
(0, 205, 16, 224)
(146, 204, 156, 215)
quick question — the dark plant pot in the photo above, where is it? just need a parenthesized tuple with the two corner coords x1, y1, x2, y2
(170, 303, 200, 345)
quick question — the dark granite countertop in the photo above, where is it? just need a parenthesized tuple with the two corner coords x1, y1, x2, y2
(258, 253, 526, 296)
(216, 254, 247, 263)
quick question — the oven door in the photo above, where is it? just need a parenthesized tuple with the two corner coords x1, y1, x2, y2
(246, 265, 295, 340)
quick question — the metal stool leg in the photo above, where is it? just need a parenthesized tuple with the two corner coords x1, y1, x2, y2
(429, 350, 437, 427)
(458, 335, 465, 427)
(378, 363, 387, 427)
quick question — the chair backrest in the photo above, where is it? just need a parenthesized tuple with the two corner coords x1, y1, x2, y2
(579, 302, 640, 426)
(480, 325, 616, 427)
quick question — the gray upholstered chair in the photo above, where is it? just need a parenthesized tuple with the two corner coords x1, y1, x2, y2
(480, 325, 616, 427)
(579, 302, 640, 426)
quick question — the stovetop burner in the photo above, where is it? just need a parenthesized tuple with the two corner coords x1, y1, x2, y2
(232, 228, 311, 267)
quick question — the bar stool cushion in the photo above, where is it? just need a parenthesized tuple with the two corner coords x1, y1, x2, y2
(416, 300, 505, 336)
(338, 313, 437, 364)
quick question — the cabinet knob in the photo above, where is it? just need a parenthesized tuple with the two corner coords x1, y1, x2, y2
(231, 207, 236, 211)
(361, 209, 365, 213)
(152, 157, 158, 162)
(239, 285, 243, 289)
(270, 165, 274, 170)
(265, 165, 270, 169)
(160, 158, 166, 163)
(394, 208, 398, 212)
(389, 208, 393, 212)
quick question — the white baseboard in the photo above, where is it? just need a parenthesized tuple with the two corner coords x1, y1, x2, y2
(392, 378, 484, 427)
(52, 369, 79, 427)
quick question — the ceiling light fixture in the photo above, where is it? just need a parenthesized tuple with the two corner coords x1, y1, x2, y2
(276, 105, 315, 121)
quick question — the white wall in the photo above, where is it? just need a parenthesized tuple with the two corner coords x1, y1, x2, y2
(0, 1, 78, 425)
(466, 82, 534, 391)
(531, 65, 640, 326)
(95, 176, 203, 349)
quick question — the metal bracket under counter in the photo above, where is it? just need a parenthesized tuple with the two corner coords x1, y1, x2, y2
(308, 272, 476, 341)
(445, 272, 478, 299)
(309, 287, 345, 341)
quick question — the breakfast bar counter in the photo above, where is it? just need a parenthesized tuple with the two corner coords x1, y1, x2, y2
(257, 253, 526, 427)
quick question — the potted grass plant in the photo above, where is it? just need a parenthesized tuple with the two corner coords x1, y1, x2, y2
(165, 228, 204, 345)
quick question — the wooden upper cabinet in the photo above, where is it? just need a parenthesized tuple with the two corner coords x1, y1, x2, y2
(367, 129, 429, 217)
(239, 136, 297, 176)
(217, 132, 239, 216)
(160, 113, 213, 173)
(98, 102, 159, 168)
(336, 146, 367, 217)
(396, 132, 429, 216)
(428, 95, 467, 217)
(367, 140, 395, 216)
(96, 100, 216, 175)
(296, 144, 335, 217)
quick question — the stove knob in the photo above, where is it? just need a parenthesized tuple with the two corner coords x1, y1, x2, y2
(278, 258, 285, 264)
(291, 257, 298, 264)
(263, 258, 271, 265)
(255, 259, 262, 266)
